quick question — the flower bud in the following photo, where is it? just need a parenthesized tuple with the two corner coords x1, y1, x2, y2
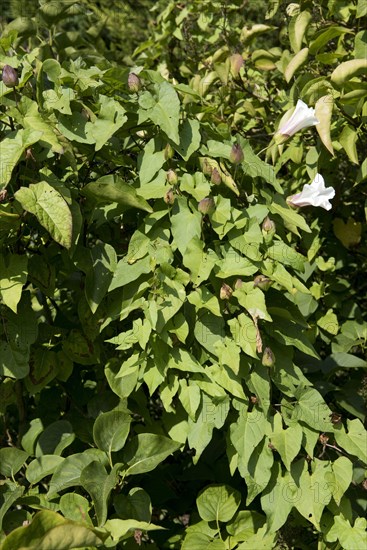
(198, 197, 215, 215)
(164, 143, 174, 161)
(229, 53, 244, 78)
(2, 65, 19, 88)
(128, 72, 141, 93)
(220, 283, 233, 300)
(229, 143, 244, 165)
(262, 216, 275, 233)
(211, 167, 221, 185)
(234, 278, 243, 290)
(0, 189, 8, 202)
(262, 347, 275, 367)
(164, 188, 174, 205)
(254, 275, 272, 291)
(166, 169, 178, 185)
(262, 216, 276, 243)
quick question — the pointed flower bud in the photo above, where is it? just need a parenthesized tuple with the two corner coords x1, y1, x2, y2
(254, 275, 272, 291)
(262, 216, 276, 233)
(198, 197, 215, 215)
(274, 99, 319, 144)
(262, 347, 275, 367)
(166, 169, 178, 185)
(262, 216, 276, 244)
(211, 167, 221, 185)
(2, 64, 19, 88)
(220, 283, 233, 300)
(164, 188, 175, 205)
(164, 143, 174, 160)
(229, 143, 244, 164)
(128, 72, 141, 93)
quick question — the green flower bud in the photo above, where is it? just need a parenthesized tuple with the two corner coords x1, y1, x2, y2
(211, 167, 221, 185)
(262, 216, 276, 244)
(254, 275, 272, 291)
(198, 197, 215, 215)
(262, 347, 275, 367)
(166, 169, 178, 185)
(164, 188, 175, 205)
(220, 283, 233, 300)
(229, 143, 244, 165)
(262, 216, 275, 233)
(128, 72, 141, 93)
(164, 143, 174, 160)
(2, 64, 19, 88)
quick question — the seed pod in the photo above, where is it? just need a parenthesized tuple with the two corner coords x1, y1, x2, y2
(164, 188, 174, 205)
(220, 283, 233, 300)
(2, 65, 19, 88)
(128, 72, 141, 93)
(254, 274, 272, 291)
(166, 169, 178, 185)
(211, 167, 221, 185)
(198, 197, 215, 215)
(262, 347, 275, 367)
(229, 143, 244, 164)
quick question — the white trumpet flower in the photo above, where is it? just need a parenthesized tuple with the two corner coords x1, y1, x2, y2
(275, 99, 319, 143)
(287, 174, 335, 211)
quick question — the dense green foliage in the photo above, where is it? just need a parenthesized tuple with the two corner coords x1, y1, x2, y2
(0, 0, 366, 548)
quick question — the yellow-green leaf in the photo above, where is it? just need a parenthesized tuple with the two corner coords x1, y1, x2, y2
(15, 182, 73, 248)
(315, 95, 334, 155)
(284, 48, 309, 82)
(331, 59, 367, 87)
(333, 218, 362, 248)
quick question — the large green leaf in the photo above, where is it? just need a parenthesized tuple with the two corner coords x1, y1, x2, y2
(80, 461, 120, 527)
(0, 448, 29, 477)
(122, 434, 181, 475)
(138, 81, 180, 143)
(93, 410, 131, 455)
(35, 420, 74, 457)
(47, 449, 107, 498)
(82, 175, 153, 213)
(0, 482, 25, 532)
(197, 484, 241, 522)
(0, 254, 28, 313)
(0, 129, 42, 189)
(85, 242, 117, 313)
(260, 462, 294, 532)
(0, 293, 38, 379)
(1, 510, 106, 550)
(15, 182, 72, 248)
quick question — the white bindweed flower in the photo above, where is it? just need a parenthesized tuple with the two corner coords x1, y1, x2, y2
(275, 99, 319, 143)
(287, 174, 335, 211)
